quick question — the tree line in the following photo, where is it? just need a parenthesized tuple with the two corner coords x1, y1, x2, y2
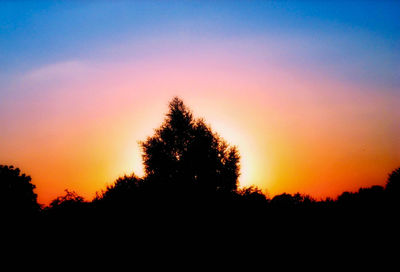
(1, 97, 399, 221)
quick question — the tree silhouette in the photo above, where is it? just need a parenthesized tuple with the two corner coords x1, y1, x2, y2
(1, 96, 398, 223)
(386, 167, 400, 194)
(0, 165, 40, 216)
(140, 97, 240, 197)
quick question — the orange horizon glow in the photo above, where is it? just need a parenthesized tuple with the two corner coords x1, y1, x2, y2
(1, 49, 399, 205)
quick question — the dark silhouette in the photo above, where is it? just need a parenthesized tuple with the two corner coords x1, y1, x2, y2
(385, 167, 400, 210)
(236, 186, 268, 204)
(1, 98, 399, 232)
(0, 165, 40, 217)
(95, 174, 143, 205)
(140, 97, 240, 195)
(44, 189, 89, 218)
(270, 193, 316, 209)
(337, 185, 386, 209)
(92, 98, 241, 218)
(92, 174, 148, 216)
(386, 167, 400, 194)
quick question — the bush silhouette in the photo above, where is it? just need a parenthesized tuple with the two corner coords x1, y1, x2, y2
(270, 193, 315, 209)
(45, 189, 88, 218)
(140, 97, 240, 198)
(236, 186, 268, 206)
(49, 189, 85, 208)
(0, 165, 40, 216)
(93, 174, 148, 214)
(95, 174, 143, 203)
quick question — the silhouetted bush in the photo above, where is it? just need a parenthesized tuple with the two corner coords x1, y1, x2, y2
(270, 193, 315, 209)
(0, 165, 40, 217)
(45, 189, 89, 218)
(236, 186, 268, 205)
(95, 174, 143, 204)
(92, 174, 151, 217)
(337, 191, 358, 207)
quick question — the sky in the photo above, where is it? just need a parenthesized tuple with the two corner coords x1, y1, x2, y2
(1, 1, 399, 204)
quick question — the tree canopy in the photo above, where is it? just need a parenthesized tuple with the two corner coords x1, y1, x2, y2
(140, 97, 240, 195)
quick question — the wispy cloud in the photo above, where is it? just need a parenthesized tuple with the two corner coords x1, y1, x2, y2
(23, 60, 90, 82)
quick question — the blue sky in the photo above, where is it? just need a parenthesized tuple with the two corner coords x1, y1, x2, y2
(1, 1, 399, 90)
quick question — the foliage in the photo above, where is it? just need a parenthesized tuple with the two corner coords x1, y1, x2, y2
(95, 174, 143, 202)
(45, 189, 88, 219)
(270, 193, 315, 208)
(0, 165, 40, 215)
(386, 167, 400, 194)
(237, 186, 267, 203)
(140, 97, 240, 195)
(1, 98, 399, 221)
(49, 189, 85, 209)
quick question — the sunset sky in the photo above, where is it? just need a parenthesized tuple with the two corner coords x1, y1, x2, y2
(1, 1, 399, 204)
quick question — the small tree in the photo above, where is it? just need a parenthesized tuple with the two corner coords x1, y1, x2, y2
(140, 97, 240, 195)
(0, 165, 40, 215)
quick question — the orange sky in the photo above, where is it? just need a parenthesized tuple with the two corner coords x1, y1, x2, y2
(1, 49, 399, 204)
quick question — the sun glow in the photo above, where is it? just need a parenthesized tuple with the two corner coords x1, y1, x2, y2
(1, 2, 399, 204)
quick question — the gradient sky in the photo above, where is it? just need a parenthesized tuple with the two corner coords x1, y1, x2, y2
(1, 1, 399, 204)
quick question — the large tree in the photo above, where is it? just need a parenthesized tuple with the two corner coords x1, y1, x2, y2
(140, 97, 240, 195)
